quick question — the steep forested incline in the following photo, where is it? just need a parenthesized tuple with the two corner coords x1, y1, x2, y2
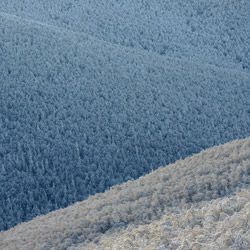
(0, 138, 250, 249)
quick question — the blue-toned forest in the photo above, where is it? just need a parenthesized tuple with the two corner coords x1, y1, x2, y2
(0, 0, 250, 231)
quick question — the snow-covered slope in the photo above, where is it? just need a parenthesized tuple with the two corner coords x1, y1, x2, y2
(0, 138, 249, 250)
(1, 0, 249, 72)
(85, 189, 250, 250)
(1, 8, 250, 231)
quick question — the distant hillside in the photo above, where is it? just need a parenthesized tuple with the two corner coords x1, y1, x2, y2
(1, 0, 249, 72)
(0, 138, 249, 250)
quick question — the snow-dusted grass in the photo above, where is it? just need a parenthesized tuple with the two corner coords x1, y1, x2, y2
(0, 0, 250, 231)
(0, 138, 249, 249)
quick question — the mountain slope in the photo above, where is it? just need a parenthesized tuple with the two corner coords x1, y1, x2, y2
(0, 137, 250, 249)
(84, 188, 250, 250)
(1, 11, 250, 231)
(1, 0, 249, 72)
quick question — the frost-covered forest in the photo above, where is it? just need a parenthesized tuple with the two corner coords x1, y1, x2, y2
(1, 138, 250, 249)
(1, 0, 249, 72)
(86, 188, 250, 250)
(0, 0, 250, 232)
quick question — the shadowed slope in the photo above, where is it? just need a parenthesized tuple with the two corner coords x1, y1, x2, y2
(0, 138, 250, 249)
(1, 0, 249, 72)
(1, 12, 250, 231)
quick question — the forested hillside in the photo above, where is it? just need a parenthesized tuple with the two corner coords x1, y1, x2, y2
(0, 0, 250, 232)
(85, 188, 250, 250)
(1, 0, 249, 72)
(0, 138, 249, 249)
